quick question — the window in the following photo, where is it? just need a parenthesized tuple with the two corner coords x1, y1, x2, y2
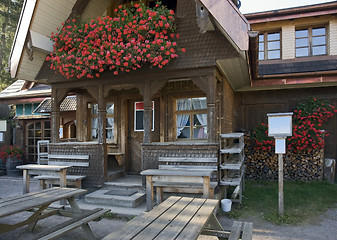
(134, 101, 154, 131)
(176, 97, 207, 139)
(90, 103, 115, 141)
(296, 27, 326, 57)
(259, 32, 281, 60)
(15, 103, 40, 116)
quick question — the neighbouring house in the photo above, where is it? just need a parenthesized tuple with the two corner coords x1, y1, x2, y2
(0, 80, 77, 162)
(242, 2, 337, 162)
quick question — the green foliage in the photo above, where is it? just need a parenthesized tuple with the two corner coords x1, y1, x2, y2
(229, 181, 337, 225)
(0, 0, 24, 91)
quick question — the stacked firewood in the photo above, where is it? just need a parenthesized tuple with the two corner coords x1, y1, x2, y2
(244, 134, 324, 181)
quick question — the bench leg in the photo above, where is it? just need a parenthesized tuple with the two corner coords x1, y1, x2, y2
(203, 176, 210, 199)
(39, 180, 47, 190)
(146, 176, 154, 211)
(75, 180, 82, 189)
(156, 187, 163, 205)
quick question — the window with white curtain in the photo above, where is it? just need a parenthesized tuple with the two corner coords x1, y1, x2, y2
(176, 97, 207, 139)
(90, 102, 115, 141)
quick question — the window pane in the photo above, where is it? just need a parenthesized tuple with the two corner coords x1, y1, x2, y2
(92, 104, 98, 114)
(177, 99, 191, 111)
(259, 52, 264, 60)
(313, 46, 326, 55)
(296, 38, 308, 47)
(296, 29, 308, 38)
(16, 104, 23, 116)
(106, 117, 114, 128)
(313, 36, 326, 46)
(259, 34, 264, 41)
(178, 127, 190, 139)
(91, 118, 98, 139)
(192, 97, 207, 110)
(44, 130, 51, 138)
(25, 104, 32, 115)
(193, 126, 207, 139)
(193, 114, 207, 126)
(268, 41, 280, 50)
(36, 122, 41, 129)
(267, 33, 280, 41)
(259, 43, 264, 50)
(296, 47, 309, 57)
(268, 50, 280, 59)
(135, 111, 144, 130)
(312, 27, 325, 36)
(106, 103, 114, 114)
(106, 129, 114, 140)
(177, 115, 190, 138)
(44, 121, 51, 129)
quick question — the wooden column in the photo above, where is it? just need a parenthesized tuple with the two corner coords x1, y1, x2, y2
(97, 85, 106, 144)
(207, 75, 217, 143)
(143, 80, 152, 144)
(51, 88, 61, 143)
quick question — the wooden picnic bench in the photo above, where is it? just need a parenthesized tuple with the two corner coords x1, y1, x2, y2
(34, 154, 89, 189)
(140, 157, 218, 210)
(102, 196, 253, 240)
(0, 187, 109, 240)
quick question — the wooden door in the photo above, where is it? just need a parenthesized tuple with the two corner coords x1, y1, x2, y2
(126, 98, 160, 174)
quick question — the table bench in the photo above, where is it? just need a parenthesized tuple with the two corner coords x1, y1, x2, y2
(35, 154, 89, 189)
(102, 196, 253, 240)
(0, 187, 110, 240)
(141, 157, 218, 210)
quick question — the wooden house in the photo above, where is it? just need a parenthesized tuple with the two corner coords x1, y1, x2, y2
(9, 0, 251, 188)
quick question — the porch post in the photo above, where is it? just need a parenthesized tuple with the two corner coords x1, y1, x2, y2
(97, 85, 106, 144)
(143, 80, 151, 144)
(51, 88, 60, 143)
(207, 75, 217, 143)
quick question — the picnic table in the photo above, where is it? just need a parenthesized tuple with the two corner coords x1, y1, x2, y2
(0, 187, 109, 240)
(17, 164, 70, 194)
(102, 196, 253, 240)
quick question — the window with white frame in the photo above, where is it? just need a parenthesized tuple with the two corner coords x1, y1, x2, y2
(295, 26, 326, 57)
(176, 97, 207, 139)
(258, 32, 281, 60)
(134, 101, 154, 131)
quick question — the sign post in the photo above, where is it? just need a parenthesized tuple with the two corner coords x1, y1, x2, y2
(267, 113, 293, 216)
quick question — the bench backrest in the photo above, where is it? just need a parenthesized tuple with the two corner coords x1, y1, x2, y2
(158, 157, 217, 171)
(48, 154, 90, 167)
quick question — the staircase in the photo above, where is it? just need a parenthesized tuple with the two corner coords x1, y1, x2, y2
(85, 175, 146, 208)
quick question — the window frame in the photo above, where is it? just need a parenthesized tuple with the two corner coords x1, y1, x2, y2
(175, 97, 207, 140)
(134, 101, 155, 132)
(295, 26, 327, 58)
(258, 31, 282, 61)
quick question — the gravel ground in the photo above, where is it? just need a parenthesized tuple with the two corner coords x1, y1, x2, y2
(0, 176, 336, 240)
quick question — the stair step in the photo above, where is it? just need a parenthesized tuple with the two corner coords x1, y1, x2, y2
(85, 189, 145, 208)
(107, 169, 125, 181)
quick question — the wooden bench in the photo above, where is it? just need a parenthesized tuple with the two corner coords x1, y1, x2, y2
(35, 154, 89, 189)
(29, 208, 110, 240)
(202, 221, 253, 240)
(144, 157, 218, 208)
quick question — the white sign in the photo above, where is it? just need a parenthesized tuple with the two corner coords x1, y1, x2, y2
(0, 132, 3, 142)
(275, 138, 286, 154)
(0, 120, 6, 131)
(267, 113, 293, 138)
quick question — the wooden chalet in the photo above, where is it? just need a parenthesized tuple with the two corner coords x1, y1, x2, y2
(9, 0, 251, 188)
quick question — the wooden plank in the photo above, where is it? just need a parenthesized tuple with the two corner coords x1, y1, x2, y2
(49, 161, 89, 167)
(228, 221, 243, 240)
(158, 165, 217, 170)
(201, 229, 231, 238)
(35, 175, 86, 180)
(133, 197, 194, 240)
(153, 181, 217, 188)
(154, 198, 206, 239)
(102, 196, 182, 240)
(141, 169, 214, 177)
(242, 222, 253, 240)
(175, 199, 219, 240)
(158, 157, 218, 163)
(48, 154, 89, 160)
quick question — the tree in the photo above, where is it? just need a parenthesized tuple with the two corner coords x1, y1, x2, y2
(0, 0, 23, 91)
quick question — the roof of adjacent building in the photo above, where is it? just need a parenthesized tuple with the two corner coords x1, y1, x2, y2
(0, 80, 51, 100)
(34, 95, 77, 113)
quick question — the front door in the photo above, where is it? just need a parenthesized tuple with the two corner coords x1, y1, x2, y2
(127, 98, 160, 174)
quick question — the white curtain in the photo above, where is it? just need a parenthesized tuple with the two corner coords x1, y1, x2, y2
(192, 98, 207, 137)
(176, 99, 191, 137)
(92, 118, 98, 139)
(107, 117, 114, 139)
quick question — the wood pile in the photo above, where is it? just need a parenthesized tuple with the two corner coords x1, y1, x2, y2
(244, 134, 324, 181)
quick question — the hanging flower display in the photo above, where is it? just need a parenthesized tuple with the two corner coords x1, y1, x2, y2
(46, 2, 186, 79)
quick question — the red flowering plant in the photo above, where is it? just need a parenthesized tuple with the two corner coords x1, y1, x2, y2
(46, 1, 186, 79)
(0, 145, 24, 161)
(251, 98, 337, 153)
